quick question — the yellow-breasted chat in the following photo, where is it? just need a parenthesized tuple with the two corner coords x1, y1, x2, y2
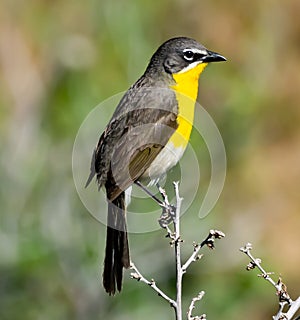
(86, 37, 226, 295)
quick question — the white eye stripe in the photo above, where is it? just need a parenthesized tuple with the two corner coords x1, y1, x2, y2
(183, 48, 207, 55)
(182, 48, 208, 62)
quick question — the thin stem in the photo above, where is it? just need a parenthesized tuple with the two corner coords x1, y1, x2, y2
(285, 297, 300, 319)
(240, 243, 300, 320)
(130, 182, 226, 320)
(173, 182, 183, 320)
(182, 237, 208, 273)
(130, 262, 177, 308)
(182, 230, 225, 273)
(240, 243, 288, 296)
(187, 291, 205, 320)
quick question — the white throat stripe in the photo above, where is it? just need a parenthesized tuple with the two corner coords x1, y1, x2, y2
(177, 61, 202, 74)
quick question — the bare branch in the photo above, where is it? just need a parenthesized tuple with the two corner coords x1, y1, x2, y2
(240, 243, 300, 320)
(130, 182, 225, 320)
(182, 229, 225, 273)
(239, 243, 290, 301)
(187, 291, 206, 320)
(173, 181, 183, 320)
(130, 262, 177, 309)
(285, 297, 300, 320)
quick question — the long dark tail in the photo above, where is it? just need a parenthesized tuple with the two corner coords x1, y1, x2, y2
(103, 192, 130, 295)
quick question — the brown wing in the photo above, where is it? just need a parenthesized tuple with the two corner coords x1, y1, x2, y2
(104, 145, 163, 201)
(129, 144, 163, 180)
(86, 76, 178, 199)
(105, 111, 177, 201)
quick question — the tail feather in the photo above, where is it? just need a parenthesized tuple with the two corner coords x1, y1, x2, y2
(103, 192, 130, 295)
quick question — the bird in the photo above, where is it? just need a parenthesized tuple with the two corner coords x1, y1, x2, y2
(86, 37, 226, 295)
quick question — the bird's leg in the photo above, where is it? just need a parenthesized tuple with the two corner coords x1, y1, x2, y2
(134, 181, 164, 206)
(134, 181, 176, 228)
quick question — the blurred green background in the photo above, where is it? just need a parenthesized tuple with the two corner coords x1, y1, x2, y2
(1, 0, 300, 319)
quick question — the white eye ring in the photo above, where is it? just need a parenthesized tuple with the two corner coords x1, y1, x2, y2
(183, 48, 207, 61)
(183, 50, 194, 61)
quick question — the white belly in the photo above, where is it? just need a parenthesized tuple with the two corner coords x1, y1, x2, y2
(141, 141, 185, 184)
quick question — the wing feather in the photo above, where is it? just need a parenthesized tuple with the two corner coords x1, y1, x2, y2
(86, 79, 178, 200)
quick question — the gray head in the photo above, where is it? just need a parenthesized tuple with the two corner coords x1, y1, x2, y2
(146, 37, 226, 75)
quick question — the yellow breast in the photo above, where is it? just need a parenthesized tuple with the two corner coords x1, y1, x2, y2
(169, 62, 208, 147)
(142, 62, 208, 183)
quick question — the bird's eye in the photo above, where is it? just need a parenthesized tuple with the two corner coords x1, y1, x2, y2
(183, 50, 194, 61)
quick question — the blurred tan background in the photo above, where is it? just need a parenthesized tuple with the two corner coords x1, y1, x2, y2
(0, 0, 299, 319)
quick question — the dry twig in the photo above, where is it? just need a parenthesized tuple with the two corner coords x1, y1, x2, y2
(240, 243, 300, 320)
(130, 182, 225, 320)
(130, 262, 176, 308)
(187, 291, 206, 320)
